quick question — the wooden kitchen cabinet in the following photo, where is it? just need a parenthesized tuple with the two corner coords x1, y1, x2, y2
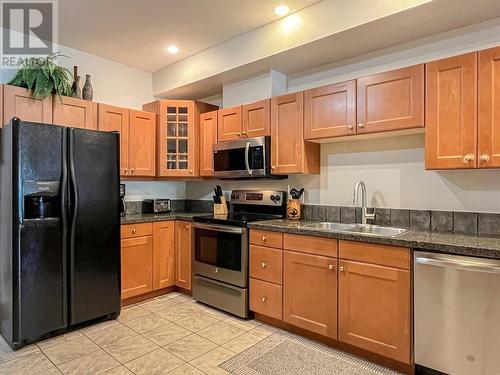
(121, 234, 154, 300)
(143, 100, 218, 177)
(283, 250, 337, 338)
(357, 65, 424, 134)
(217, 105, 242, 141)
(242, 99, 271, 138)
(304, 80, 356, 140)
(338, 240, 411, 364)
(271, 92, 320, 174)
(98, 103, 130, 176)
(3, 85, 53, 126)
(129, 109, 156, 177)
(425, 53, 478, 169)
(153, 221, 175, 290)
(478, 46, 500, 168)
(53, 96, 97, 129)
(174, 220, 192, 291)
(199, 110, 217, 176)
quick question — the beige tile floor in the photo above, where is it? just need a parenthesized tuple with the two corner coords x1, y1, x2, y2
(0, 292, 278, 375)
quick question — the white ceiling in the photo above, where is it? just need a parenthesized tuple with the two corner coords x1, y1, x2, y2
(58, 0, 319, 72)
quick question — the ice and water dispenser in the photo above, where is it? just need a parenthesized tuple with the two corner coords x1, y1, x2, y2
(23, 181, 61, 220)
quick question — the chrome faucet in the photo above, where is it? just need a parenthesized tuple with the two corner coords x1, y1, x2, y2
(353, 181, 375, 224)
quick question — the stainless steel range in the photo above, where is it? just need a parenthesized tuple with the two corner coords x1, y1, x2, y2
(192, 190, 286, 318)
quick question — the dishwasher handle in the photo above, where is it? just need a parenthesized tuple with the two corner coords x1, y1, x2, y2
(415, 256, 500, 274)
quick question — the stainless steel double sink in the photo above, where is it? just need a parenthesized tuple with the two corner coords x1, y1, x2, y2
(299, 222, 408, 237)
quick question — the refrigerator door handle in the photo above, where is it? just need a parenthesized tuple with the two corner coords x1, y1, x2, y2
(61, 129, 69, 327)
(68, 130, 78, 292)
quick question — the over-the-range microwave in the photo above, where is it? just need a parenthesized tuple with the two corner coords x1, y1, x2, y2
(212, 136, 271, 179)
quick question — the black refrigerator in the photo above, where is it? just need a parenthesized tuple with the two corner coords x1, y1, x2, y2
(0, 118, 121, 350)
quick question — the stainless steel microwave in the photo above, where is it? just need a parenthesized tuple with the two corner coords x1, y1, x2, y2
(213, 136, 270, 178)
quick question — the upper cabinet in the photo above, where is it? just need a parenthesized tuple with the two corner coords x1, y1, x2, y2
(304, 80, 356, 140)
(478, 46, 500, 168)
(357, 65, 424, 134)
(199, 110, 217, 177)
(129, 110, 156, 177)
(271, 92, 320, 174)
(3, 85, 52, 126)
(217, 106, 242, 141)
(242, 99, 271, 138)
(425, 53, 478, 169)
(98, 104, 156, 177)
(217, 99, 271, 142)
(143, 100, 218, 177)
(53, 96, 97, 130)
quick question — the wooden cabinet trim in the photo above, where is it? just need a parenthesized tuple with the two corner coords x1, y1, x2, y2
(283, 233, 337, 257)
(305, 80, 356, 140)
(339, 240, 410, 270)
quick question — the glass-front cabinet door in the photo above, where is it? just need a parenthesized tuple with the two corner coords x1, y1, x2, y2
(159, 101, 196, 176)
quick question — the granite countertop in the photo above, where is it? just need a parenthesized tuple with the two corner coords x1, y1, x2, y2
(247, 219, 500, 260)
(121, 211, 211, 224)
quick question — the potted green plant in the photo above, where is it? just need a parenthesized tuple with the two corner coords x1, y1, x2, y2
(8, 52, 75, 99)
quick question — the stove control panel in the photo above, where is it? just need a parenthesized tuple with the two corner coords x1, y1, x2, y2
(231, 190, 286, 206)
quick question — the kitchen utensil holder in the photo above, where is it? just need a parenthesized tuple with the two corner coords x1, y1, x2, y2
(287, 198, 301, 220)
(213, 196, 228, 215)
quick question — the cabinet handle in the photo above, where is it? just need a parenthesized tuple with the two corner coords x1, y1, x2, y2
(463, 154, 474, 163)
(132, 228, 136, 234)
(328, 264, 333, 270)
(347, 124, 353, 130)
(339, 265, 344, 272)
(261, 262, 267, 268)
(481, 154, 490, 162)
(358, 123, 365, 129)
(261, 296, 267, 303)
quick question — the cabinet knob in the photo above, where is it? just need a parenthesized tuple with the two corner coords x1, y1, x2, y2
(328, 264, 333, 270)
(185, 224, 189, 229)
(131, 168, 135, 173)
(214, 268, 219, 273)
(261, 262, 267, 268)
(261, 296, 267, 303)
(271, 165, 276, 170)
(189, 169, 193, 173)
(132, 228, 136, 234)
(481, 154, 490, 162)
(347, 124, 353, 130)
(236, 132, 241, 136)
(124, 168, 128, 174)
(242, 131, 247, 135)
(262, 235, 266, 241)
(464, 154, 474, 163)
(358, 123, 365, 129)
(339, 265, 344, 272)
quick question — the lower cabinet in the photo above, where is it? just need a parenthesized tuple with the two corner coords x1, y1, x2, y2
(283, 250, 338, 339)
(249, 278, 282, 320)
(174, 221, 192, 291)
(153, 221, 175, 290)
(121, 232, 154, 300)
(338, 259, 411, 364)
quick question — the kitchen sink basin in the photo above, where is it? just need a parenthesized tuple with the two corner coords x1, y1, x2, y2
(300, 222, 408, 237)
(349, 224, 408, 237)
(301, 222, 358, 231)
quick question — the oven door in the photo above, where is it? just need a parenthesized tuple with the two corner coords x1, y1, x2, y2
(212, 136, 268, 178)
(192, 223, 248, 288)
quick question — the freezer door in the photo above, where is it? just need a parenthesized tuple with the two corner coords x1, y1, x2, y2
(68, 128, 121, 325)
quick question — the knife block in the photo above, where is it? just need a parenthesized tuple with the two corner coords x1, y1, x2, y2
(213, 196, 229, 215)
(287, 198, 301, 220)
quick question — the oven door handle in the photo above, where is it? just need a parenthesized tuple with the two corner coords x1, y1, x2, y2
(193, 222, 246, 234)
(245, 141, 252, 175)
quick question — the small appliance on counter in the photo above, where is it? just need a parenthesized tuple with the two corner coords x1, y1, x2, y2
(287, 187, 304, 219)
(142, 198, 171, 214)
(120, 184, 126, 217)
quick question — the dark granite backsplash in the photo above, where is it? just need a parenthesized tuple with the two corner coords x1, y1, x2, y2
(125, 199, 213, 215)
(300, 204, 500, 236)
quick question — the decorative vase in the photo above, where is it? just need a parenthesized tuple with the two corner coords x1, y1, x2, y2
(72, 66, 82, 99)
(287, 198, 301, 220)
(82, 74, 93, 101)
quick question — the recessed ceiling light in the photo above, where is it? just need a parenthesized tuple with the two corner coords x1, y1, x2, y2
(166, 45, 179, 54)
(274, 5, 289, 16)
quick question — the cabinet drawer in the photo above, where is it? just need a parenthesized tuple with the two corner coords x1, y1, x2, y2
(250, 278, 282, 320)
(339, 240, 410, 270)
(284, 234, 337, 257)
(250, 229, 283, 248)
(121, 223, 153, 239)
(250, 245, 282, 284)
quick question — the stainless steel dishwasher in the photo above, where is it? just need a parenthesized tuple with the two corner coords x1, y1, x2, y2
(414, 251, 500, 375)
